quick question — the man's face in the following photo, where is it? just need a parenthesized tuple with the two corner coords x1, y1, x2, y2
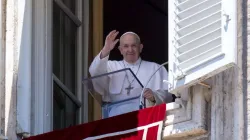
(119, 34, 143, 63)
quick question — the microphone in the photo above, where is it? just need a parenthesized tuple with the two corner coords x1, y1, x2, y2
(139, 61, 170, 109)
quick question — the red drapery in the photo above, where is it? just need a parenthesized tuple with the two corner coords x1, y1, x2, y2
(24, 104, 166, 140)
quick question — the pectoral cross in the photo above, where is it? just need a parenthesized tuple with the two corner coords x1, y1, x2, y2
(125, 84, 134, 95)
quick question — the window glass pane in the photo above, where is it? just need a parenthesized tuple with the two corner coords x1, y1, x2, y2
(62, 0, 76, 14)
(53, 82, 78, 130)
(53, 2, 77, 94)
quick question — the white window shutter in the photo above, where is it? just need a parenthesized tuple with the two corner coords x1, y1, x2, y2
(168, 0, 237, 93)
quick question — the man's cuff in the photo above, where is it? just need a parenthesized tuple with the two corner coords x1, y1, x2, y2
(97, 52, 109, 66)
(151, 97, 156, 103)
(99, 51, 109, 60)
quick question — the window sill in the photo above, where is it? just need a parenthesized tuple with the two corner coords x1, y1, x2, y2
(163, 85, 208, 139)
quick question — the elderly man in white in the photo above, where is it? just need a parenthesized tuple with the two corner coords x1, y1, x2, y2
(89, 30, 173, 117)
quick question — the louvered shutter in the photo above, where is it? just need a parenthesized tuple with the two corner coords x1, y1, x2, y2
(168, 0, 237, 93)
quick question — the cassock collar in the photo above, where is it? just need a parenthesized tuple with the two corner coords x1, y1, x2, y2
(123, 57, 142, 66)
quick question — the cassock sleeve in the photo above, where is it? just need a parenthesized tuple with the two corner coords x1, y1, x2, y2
(146, 65, 173, 107)
(88, 52, 111, 100)
(89, 52, 110, 76)
(146, 90, 173, 107)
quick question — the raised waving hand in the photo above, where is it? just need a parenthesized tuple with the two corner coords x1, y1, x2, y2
(100, 30, 119, 58)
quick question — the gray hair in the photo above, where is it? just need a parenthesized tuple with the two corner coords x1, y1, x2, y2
(120, 32, 141, 44)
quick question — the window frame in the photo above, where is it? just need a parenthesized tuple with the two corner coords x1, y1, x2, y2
(32, 0, 89, 134)
(52, 0, 84, 129)
(32, 0, 53, 134)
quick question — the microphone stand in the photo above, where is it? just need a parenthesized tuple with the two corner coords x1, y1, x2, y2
(139, 61, 169, 109)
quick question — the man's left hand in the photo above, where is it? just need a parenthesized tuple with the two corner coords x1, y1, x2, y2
(143, 88, 155, 102)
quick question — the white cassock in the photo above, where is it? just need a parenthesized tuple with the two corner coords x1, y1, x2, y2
(89, 53, 172, 117)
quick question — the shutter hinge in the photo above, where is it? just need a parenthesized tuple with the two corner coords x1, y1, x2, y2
(172, 62, 186, 80)
(223, 14, 231, 22)
(175, 73, 186, 80)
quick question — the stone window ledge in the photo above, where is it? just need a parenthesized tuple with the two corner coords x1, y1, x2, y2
(163, 85, 209, 139)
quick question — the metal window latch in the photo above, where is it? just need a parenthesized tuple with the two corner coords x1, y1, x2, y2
(163, 80, 173, 89)
(175, 73, 186, 80)
(223, 13, 231, 23)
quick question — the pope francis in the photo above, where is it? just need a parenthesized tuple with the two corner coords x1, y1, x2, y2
(89, 30, 173, 117)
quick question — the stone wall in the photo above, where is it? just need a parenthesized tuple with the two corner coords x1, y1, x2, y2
(1, 0, 18, 139)
(246, 0, 250, 139)
(0, 0, 6, 138)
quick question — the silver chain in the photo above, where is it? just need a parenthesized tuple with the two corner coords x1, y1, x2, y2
(122, 59, 142, 85)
